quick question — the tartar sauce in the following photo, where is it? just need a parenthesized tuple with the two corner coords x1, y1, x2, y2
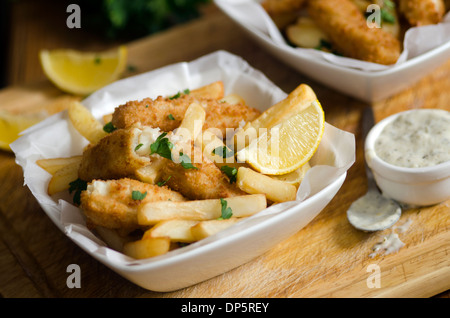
(374, 109, 450, 168)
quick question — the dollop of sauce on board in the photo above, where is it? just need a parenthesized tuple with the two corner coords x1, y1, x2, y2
(374, 109, 450, 168)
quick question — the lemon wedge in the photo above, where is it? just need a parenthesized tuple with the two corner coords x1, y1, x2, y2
(39, 46, 127, 96)
(234, 84, 317, 152)
(269, 162, 311, 187)
(236, 100, 325, 175)
(0, 110, 45, 151)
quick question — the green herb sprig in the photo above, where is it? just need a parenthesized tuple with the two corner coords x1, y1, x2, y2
(132, 190, 147, 200)
(69, 178, 88, 205)
(218, 198, 233, 220)
(150, 132, 173, 159)
(220, 165, 238, 183)
(149, 133, 198, 170)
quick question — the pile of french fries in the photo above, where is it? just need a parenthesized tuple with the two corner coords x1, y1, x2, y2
(36, 81, 316, 260)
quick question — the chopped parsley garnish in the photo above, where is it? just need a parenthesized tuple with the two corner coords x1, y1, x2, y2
(157, 175, 172, 187)
(384, 0, 395, 9)
(220, 165, 238, 183)
(127, 64, 137, 72)
(94, 56, 101, 64)
(212, 146, 234, 159)
(131, 190, 147, 200)
(134, 143, 144, 151)
(149, 133, 198, 170)
(103, 122, 117, 133)
(167, 114, 175, 120)
(169, 92, 181, 100)
(315, 39, 333, 51)
(150, 132, 173, 159)
(69, 178, 88, 205)
(179, 152, 198, 170)
(380, 8, 395, 24)
(169, 89, 190, 100)
(218, 198, 233, 220)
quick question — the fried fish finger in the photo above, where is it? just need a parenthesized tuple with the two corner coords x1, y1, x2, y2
(308, 0, 401, 65)
(80, 178, 186, 232)
(78, 126, 151, 182)
(398, 0, 445, 26)
(156, 143, 246, 200)
(262, 0, 307, 15)
(111, 95, 260, 137)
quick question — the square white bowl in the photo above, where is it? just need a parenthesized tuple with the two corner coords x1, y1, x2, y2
(11, 51, 355, 292)
(215, 0, 450, 102)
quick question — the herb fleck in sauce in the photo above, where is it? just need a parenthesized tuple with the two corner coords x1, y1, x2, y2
(374, 109, 450, 168)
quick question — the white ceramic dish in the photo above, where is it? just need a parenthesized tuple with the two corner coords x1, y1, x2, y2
(365, 109, 450, 206)
(11, 51, 355, 292)
(215, 0, 450, 102)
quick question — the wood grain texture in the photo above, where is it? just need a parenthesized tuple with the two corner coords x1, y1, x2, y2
(0, 2, 448, 298)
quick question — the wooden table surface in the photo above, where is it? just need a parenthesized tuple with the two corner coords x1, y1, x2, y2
(1, 1, 449, 298)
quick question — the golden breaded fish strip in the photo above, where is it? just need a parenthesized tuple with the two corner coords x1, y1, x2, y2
(399, 0, 445, 26)
(156, 144, 246, 200)
(111, 95, 260, 137)
(262, 0, 307, 15)
(308, 0, 401, 65)
(80, 178, 186, 232)
(78, 127, 150, 182)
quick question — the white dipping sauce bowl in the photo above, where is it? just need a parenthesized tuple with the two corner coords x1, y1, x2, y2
(365, 109, 450, 206)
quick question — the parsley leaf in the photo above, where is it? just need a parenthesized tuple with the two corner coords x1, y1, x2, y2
(212, 146, 234, 159)
(150, 132, 173, 159)
(167, 114, 175, 120)
(380, 8, 395, 24)
(134, 143, 144, 151)
(220, 165, 238, 183)
(69, 178, 88, 205)
(218, 198, 233, 220)
(157, 175, 172, 187)
(315, 39, 333, 51)
(103, 122, 117, 133)
(132, 190, 147, 200)
(169, 88, 190, 100)
(179, 152, 198, 170)
(169, 92, 181, 100)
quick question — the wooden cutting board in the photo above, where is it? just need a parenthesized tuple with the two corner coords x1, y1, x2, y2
(0, 8, 448, 298)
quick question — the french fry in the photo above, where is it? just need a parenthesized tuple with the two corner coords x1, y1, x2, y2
(189, 81, 224, 100)
(36, 155, 82, 175)
(137, 194, 267, 225)
(236, 167, 297, 203)
(68, 101, 107, 144)
(122, 236, 171, 259)
(143, 219, 199, 243)
(199, 130, 237, 167)
(219, 93, 248, 106)
(191, 218, 242, 240)
(102, 113, 113, 124)
(135, 159, 165, 184)
(94, 226, 135, 252)
(285, 17, 330, 49)
(47, 158, 82, 195)
(175, 102, 205, 142)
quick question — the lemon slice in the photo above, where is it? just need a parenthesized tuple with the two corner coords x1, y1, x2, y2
(0, 110, 45, 151)
(237, 100, 325, 175)
(269, 162, 311, 186)
(39, 46, 127, 96)
(233, 84, 317, 151)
